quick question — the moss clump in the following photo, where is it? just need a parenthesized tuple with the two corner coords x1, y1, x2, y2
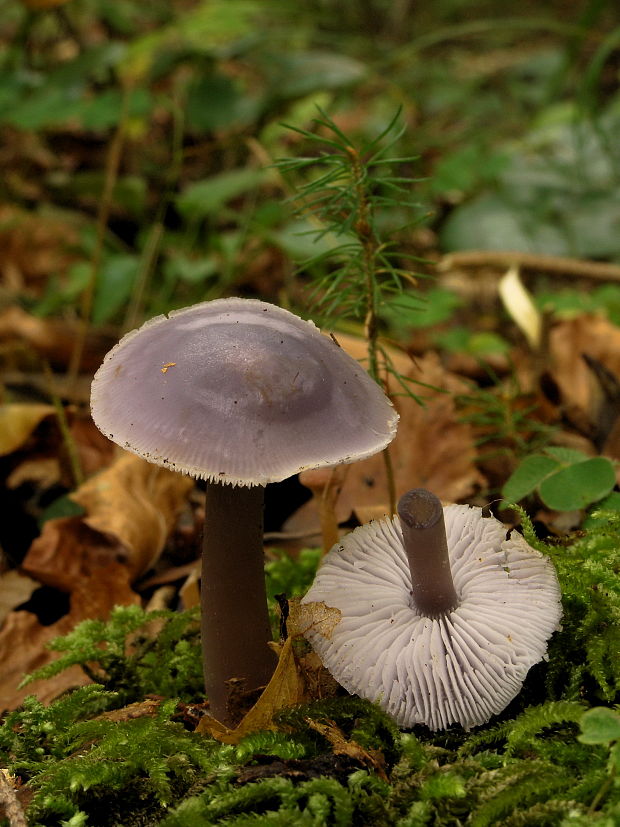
(1, 511, 619, 825)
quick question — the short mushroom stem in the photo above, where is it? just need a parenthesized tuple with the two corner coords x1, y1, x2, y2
(397, 488, 459, 618)
(201, 481, 276, 723)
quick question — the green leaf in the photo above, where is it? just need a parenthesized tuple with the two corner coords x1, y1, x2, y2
(501, 454, 560, 503)
(267, 51, 366, 99)
(163, 255, 218, 285)
(39, 495, 85, 527)
(439, 192, 568, 256)
(543, 446, 589, 465)
(175, 168, 264, 219)
(382, 288, 462, 333)
(270, 218, 357, 262)
(578, 707, 620, 744)
(93, 255, 140, 324)
(539, 457, 616, 511)
(186, 74, 261, 132)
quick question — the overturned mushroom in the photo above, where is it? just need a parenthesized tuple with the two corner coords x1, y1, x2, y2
(302, 488, 562, 730)
(91, 298, 398, 722)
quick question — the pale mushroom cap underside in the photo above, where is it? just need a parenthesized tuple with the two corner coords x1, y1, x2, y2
(302, 505, 562, 731)
(91, 298, 398, 485)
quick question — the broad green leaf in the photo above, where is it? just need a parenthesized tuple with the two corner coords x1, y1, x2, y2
(163, 255, 218, 285)
(175, 168, 264, 219)
(39, 495, 85, 527)
(539, 457, 616, 511)
(77, 88, 152, 131)
(93, 255, 140, 324)
(466, 331, 510, 356)
(122, 0, 261, 81)
(270, 218, 355, 262)
(266, 52, 366, 100)
(186, 74, 261, 132)
(382, 288, 462, 334)
(34, 262, 91, 317)
(578, 707, 620, 744)
(439, 192, 568, 256)
(543, 446, 589, 465)
(501, 454, 560, 503)
(433, 327, 509, 356)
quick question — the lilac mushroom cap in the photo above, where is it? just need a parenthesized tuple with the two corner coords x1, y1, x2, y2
(302, 502, 562, 731)
(90, 298, 398, 485)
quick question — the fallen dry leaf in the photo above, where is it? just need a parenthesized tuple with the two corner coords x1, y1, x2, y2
(68, 417, 116, 478)
(305, 717, 388, 781)
(21, 516, 127, 593)
(98, 698, 162, 722)
(70, 452, 194, 578)
(0, 570, 40, 626)
(6, 457, 60, 490)
(297, 651, 340, 700)
(288, 346, 484, 533)
(549, 315, 620, 430)
(0, 205, 80, 289)
(0, 305, 115, 371)
(287, 597, 341, 641)
(0, 560, 139, 710)
(0, 404, 55, 456)
(197, 637, 306, 744)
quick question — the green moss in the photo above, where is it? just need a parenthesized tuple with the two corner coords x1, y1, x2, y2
(2, 507, 620, 824)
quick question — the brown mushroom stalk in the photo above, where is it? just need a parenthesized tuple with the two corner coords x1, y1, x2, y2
(397, 488, 458, 617)
(201, 482, 275, 723)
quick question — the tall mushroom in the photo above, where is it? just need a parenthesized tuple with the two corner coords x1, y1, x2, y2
(302, 488, 562, 730)
(91, 298, 398, 722)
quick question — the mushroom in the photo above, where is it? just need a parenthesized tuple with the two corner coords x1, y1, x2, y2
(302, 488, 562, 730)
(90, 298, 398, 722)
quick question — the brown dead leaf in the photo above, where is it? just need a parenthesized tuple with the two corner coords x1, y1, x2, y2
(288, 347, 484, 533)
(0, 570, 39, 625)
(297, 651, 341, 700)
(0, 560, 139, 710)
(197, 637, 306, 744)
(70, 452, 194, 578)
(549, 316, 620, 430)
(0, 404, 55, 456)
(7, 457, 60, 490)
(0, 306, 115, 371)
(179, 564, 201, 610)
(68, 417, 116, 478)
(287, 597, 341, 641)
(21, 516, 126, 592)
(98, 698, 162, 722)
(305, 718, 388, 781)
(0, 205, 80, 290)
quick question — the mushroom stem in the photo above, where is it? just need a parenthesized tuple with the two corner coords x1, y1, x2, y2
(397, 488, 459, 617)
(201, 481, 276, 723)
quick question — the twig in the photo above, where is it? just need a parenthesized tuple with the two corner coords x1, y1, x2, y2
(438, 250, 620, 282)
(0, 769, 27, 827)
(42, 358, 84, 487)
